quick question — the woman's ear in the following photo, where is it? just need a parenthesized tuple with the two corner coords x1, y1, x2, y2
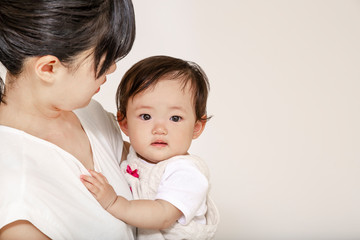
(34, 55, 61, 84)
(117, 112, 129, 136)
(193, 117, 207, 139)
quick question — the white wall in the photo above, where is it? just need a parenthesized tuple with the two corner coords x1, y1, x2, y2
(2, 1, 358, 239)
(94, 1, 360, 239)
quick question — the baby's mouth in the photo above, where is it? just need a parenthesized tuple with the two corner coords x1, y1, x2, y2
(151, 140, 168, 147)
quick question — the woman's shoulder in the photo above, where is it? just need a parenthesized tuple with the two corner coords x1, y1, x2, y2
(74, 99, 109, 122)
(74, 99, 124, 163)
(0, 126, 29, 163)
(75, 99, 120, 134)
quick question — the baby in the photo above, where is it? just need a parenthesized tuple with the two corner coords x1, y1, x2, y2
(81, 55, 219, 239)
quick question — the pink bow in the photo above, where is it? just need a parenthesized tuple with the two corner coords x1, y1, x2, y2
(126, 165, 139, 178)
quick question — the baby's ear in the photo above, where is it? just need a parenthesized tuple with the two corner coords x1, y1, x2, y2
(193, 117, 207, 139)
(117, 112, 129, 136)
(116, 111, 123, 123)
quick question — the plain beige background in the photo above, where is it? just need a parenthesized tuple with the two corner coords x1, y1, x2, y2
(1, 1, 359, 239)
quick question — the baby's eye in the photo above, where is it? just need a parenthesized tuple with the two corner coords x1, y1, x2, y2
(170, 115, 182, 122)
(140, 114, 151, 121)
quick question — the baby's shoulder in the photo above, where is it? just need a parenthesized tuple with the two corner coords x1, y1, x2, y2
(167, 154, 209, 176)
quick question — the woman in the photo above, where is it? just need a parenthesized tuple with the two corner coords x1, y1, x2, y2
(0, 0, 136, 239)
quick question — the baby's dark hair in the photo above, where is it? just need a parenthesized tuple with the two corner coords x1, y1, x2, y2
(0, 0, 136, 104)
(116, 55, 210, 122)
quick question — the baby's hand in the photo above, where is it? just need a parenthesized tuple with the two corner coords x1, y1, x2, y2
(80, 170, 117, 210)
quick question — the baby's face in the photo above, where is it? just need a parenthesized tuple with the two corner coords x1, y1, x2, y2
(121, 78, 203, 163)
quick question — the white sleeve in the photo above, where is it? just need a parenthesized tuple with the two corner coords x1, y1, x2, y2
(76, 100, 124, 165)
(105, 111, 123, 165)
(155, 158, 208, 225)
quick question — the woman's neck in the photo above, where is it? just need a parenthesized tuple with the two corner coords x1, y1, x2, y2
(0, 81, 67, 136)
(0, 98, 72, 137)
(1, 72, 63, 120)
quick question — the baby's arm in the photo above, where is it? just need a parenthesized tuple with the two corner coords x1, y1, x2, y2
(80, 170, 182, 229)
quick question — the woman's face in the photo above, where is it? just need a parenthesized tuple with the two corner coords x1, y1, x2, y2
(52, 51, 116, 111)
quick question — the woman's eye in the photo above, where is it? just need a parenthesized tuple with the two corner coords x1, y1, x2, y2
(170, 116, 182, 122)
(140, 114, 151, 120)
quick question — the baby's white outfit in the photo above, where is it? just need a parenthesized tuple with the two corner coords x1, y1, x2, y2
(120, 147, 219, 240)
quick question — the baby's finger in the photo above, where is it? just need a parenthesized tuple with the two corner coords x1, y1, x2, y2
(80, 177, 99, 196)
(89, 170, 107, 184)
(80, 174, 97, 184)
(98, 172, 109, 183)
(81, 174, 103, 189)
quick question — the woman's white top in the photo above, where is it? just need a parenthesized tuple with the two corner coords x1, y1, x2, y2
(0, 100, 135, 240)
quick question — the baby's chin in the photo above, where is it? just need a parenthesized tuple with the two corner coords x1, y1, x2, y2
(136, 153, 168, 164)
(141, 157, 168, 164)
(137, 150, 189, 164)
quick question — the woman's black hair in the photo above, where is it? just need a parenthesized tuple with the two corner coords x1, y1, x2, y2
(116, 55, 211, 122)
(0, 0, 136, 104)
